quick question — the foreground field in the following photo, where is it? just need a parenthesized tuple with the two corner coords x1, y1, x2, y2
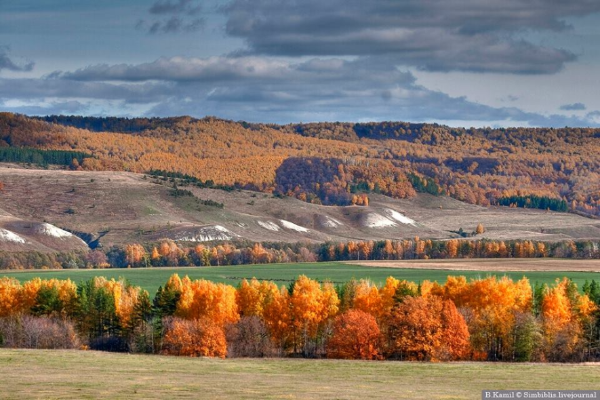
(2, 261, 600, 294)
(0, 349, 598, 399)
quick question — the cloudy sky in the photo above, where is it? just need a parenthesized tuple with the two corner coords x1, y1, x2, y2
(2, 0, 600, 127)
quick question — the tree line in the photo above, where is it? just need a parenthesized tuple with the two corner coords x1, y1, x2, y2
(0, 147, 90, 167)
(0, 238, 599, 270)
(0, 274, 599, 362)
(497, 195, 568, 212)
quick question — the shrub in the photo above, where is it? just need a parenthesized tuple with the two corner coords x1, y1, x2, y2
(0, 316, 80, 349)
(225, 316, 276, 358)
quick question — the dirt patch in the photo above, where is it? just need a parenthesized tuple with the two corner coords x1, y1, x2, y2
(344, 259, 600, 272)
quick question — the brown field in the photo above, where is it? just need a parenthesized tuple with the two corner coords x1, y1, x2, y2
(0, 349, 599, 399)
(1, 164, 600, 251)
(346, 258, 600, 272)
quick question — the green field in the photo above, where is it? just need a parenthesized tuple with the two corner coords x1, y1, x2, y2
(0, 349, 598, 399)
(2, 262, 600, 295)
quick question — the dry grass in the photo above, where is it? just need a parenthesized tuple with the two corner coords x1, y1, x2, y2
(0, 349, 599, 399)
(1, 164, 599, 250)
(346, 258, 600, 272)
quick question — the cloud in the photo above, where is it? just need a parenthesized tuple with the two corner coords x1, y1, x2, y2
(0, 48, 34, 72)
(222, 0, 600, 74)
(0, 100, 89, 115)
(13, 55, 593, 127)
(145, 17, 204, 34)
(560, 102, 586, 111)
(57, 56, 302, 82)
(150, 0, 202, 15)
(138, 0, 204, 34)
(0, 77, 175, 104)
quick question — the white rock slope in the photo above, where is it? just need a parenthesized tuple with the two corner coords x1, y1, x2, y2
(0, 228, 26, 243)
(385, 209, 417, 226)
(280, 220, 309, 232)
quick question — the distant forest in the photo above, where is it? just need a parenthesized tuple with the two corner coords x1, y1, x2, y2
(0, 113, 598, 215)
(0, 238, 597, 270)
(0, 147, 90, 167)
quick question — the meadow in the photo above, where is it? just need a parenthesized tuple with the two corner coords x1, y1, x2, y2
(2, 261, 600, 294)
(0, 349, 598, 399)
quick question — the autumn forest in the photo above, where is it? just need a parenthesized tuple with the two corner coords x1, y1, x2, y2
(1, 113, 599, 214)
(1, 273, 599, 362)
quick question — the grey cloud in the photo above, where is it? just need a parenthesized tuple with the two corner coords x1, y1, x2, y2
(560, 102, 586, 111)
(0, 48, 34, 72)
(223, 0, 600, 74)
(3, 56, 599, 128)
(140, 0, 203, 34)
(56, 56, 294, 82)
(0, 77, 175, 104)
(140, 17, 204, 34)
(0, 100, 89, 116)
(55, 56, 413, 86)
(586, 111, 600, 118)
(150, 0, 202, 15)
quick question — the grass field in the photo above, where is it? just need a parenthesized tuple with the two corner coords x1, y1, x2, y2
(2, 261, 600, 295)
(0, 349, 598, 399)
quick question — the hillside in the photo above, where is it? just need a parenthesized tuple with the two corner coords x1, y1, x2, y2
(0, 164, 598, 252)
(1, 113, 599, 217)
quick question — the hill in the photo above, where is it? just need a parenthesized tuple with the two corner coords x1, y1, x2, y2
(0, 113, 599, 217)
(0, 164, 599, 252)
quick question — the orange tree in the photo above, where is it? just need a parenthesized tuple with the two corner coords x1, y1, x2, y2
(326, 309, 381, 360)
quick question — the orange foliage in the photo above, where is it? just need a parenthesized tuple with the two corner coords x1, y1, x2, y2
(327, 310, 381, 360)
(93, 277, 145, 330)
(432, 276, 532, 358)
(124, 244, 146, 266)
(176, 277, 239, 327)
(262, 286, 292, 347)
(352, 280, 383, 320)
(236, 278, 280, 317)
(541, 278, 596, 354)
(4, 113, 600, 215)
(0, 277, 24, 317)
(388, 296, 470, 361)
(162, 317, 227, 358)
(290, 276, 339, 340)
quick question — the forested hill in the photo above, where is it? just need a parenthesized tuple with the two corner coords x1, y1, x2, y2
(2, 112, 599, 216)
(37, 114, 600, 145)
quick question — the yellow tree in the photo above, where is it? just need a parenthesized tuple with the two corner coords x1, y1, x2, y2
(162, 317, 227, 358)
(262, 286, 292, 349)
(0, 277, 23, 317)
(388, 296, 469, 361)
(125, 243, 146, 266)
(236, 278, 279, 317)
(435, 276, 532, 360)
(446, 239, 459, 258)
(290, 276, 339, 354)
(540, 278, 596, 361)
(176, 277, 239, 327)
(93, 277, 145, 330)
(352, 280, 383, 320)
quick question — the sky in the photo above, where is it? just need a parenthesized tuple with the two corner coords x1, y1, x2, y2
(1, 0, 600, 127)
